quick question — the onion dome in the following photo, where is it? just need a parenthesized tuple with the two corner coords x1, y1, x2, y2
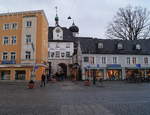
(69, 22, 79, 33)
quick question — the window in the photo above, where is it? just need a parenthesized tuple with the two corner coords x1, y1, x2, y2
(3, 52, 8, 60)
(25, 51, 31, 60)
(66, 43, 70, 48)
(56, 51, 60, 58)
(102, 57, 106, 64)
(136, 44, 141, 50)
(117, 43, 123, 49)
(26, 35, 31, 44)
(26, 21, 32, 27)
(113, 57, 117, 64)
(127, 57, 130, 64)
(56, 43, 59, 48)
(61, 52, 65, 57)
(11, 52, 16, 60)
(98, 43, 103, 49)
(66, 52, 70, 57)
(51, 52, 55, 58)
(3, 36, 9, 45)
(12, 36, 16, 44)
(132, 57, 136, 64)
(144, 57, 148, 65)
(48, 51, 50, 58)
(4, 24, 9, 30)
(12, 23, 17, 29)
(84, 57, 89, 62)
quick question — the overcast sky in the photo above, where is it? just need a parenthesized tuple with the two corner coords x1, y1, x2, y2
(0, 0, 149, 38)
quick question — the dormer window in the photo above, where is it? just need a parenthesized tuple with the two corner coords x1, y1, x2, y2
(98, 43, 103, 49)
(136, 44, 141, 50)
(117, 43, 123, 49)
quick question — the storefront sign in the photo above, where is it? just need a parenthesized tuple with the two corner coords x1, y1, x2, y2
(107, 64, 121, 69)
(136, 64, 141, 68)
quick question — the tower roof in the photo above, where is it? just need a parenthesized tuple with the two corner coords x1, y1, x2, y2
(69, 22, 79, 33)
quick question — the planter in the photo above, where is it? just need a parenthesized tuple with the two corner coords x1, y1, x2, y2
(28, 80, 35, 89)
(51, 78, 57, 83)
(84, 80, 91, 86)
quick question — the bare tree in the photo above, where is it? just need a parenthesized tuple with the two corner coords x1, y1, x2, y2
(106, 6, 150, 40)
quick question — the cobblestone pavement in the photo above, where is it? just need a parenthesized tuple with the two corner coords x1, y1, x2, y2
(0, 81, 150, 115)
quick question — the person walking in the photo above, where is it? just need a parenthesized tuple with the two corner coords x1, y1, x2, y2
(41, 73, 46, 87)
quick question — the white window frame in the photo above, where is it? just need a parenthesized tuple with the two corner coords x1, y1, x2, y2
(25, 51, 31, 60)
(144, 57, 149, 65)
(102, 57, 106, 64)
(112, 57, 117, 64)
(3, 36, 9, 45)
(3, 24, 10, 30)
(26, 21, 32, 27)
(11, 52, 16, 60)
(66, 52, 70, 57)
(26, 34, 31, 44)
(11, 23, 18, 30)
(56, 51, 60, 58)
(2, 52, 8, 60)
(12, 36, 16, 45)
(127, 57, 130, 64)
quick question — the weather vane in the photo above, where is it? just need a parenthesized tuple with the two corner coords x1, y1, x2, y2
(55, 6, 58, 15)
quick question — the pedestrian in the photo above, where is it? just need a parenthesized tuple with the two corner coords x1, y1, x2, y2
(41, 72, 46, 87)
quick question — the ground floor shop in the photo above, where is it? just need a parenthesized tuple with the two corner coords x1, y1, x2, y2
(0, 65, 47, 81)
(82, 67, 150, 80)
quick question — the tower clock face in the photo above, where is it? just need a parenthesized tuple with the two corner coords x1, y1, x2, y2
(56, 28, 60, 33)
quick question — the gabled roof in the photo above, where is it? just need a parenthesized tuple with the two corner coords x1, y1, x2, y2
(78, 37, 150, 55)
(48, 26, 75, 42)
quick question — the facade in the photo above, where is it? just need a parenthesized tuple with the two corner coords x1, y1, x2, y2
(48, 26, 78, 77)
(0, 10, 48, 80)
(77, 38, 150, 80)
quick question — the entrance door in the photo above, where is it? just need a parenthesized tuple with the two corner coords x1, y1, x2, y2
(58, 63, 67, 79)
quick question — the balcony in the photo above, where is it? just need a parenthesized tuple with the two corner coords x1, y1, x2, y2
(1, 60, 16, 64)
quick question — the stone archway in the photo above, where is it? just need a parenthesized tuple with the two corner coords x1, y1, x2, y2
(58, 63, 67, 79)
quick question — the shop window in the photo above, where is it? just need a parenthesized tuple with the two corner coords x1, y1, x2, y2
(84, 57, 89, 62)
(144, 57, 148, 65)
(15, 71, 25, 80)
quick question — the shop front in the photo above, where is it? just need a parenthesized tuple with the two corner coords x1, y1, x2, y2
(125, 67, 150, 79)
(84, 67, 104, 80)
(106, 64, 122, 80)
(0, 70, 11, 80)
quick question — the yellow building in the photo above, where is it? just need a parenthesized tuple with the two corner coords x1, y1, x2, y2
(0, 10, 48, 81)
